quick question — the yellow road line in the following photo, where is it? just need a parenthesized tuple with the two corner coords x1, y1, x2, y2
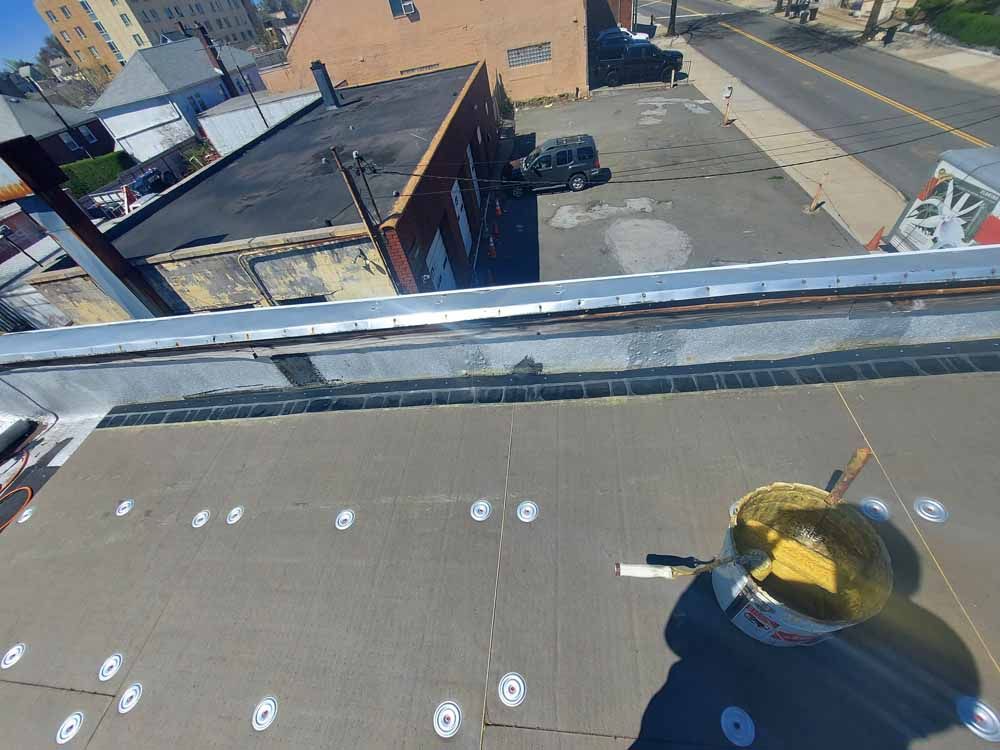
(678, 6, 993, 148)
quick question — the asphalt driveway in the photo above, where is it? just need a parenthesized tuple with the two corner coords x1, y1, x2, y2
(486, 83, 859, 284)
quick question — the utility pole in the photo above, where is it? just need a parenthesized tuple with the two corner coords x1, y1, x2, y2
(352, 152, 382, 224)
(667, 0, 680, 37)
(227, 46, 268, 128)
(863, 0, 886, 40)
(18, 66, 94, 159)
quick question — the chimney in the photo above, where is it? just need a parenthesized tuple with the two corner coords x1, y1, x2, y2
(194, 22, 239, 99)
(310, 60, 340, 108)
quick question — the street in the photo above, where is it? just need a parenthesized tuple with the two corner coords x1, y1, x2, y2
(638, 0, 1000, 198)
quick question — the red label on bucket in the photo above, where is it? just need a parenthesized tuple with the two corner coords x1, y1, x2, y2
(742, 605, 778, 632)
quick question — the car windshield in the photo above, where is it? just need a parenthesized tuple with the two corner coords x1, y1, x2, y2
(524, 147, 542, 166)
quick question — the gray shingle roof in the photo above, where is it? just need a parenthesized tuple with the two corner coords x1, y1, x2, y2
(0, 95, 97, 141)
(91, 37, 257, 112)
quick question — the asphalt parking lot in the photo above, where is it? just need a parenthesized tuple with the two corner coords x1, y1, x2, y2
(487, 83, 860, 285)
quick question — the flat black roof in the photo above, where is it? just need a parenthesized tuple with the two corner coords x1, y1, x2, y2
(108, 64, 476, 259)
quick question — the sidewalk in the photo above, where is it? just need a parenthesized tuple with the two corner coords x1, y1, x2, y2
(722, 0, 1000, 92)
(653, 35, 906, 245)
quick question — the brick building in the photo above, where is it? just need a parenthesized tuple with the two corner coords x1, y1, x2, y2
(34, 0, 259, 86)
(0, 96, 115, 166)
(261, 0, 593, 102)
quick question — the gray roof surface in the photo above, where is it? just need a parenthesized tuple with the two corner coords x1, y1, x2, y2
(0, 96, 97, 140)
(108, 64, 476, 258)
(198, 87, 320, 118)
(91, 37, 257, 111)
(1, 372, 998, 748)
(941, 147, 1000, 190)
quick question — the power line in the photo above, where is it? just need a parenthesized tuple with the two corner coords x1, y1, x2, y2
(367, 110, 1000, 199)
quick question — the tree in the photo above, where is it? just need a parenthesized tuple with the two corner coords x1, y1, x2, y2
(3, 59, 33, 74)
(38, 35, 68, 64)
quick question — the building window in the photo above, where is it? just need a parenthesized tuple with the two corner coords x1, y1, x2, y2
(60, 30, 71, 42)
(149, 8, 159, 19)
(165, 6, 174, 17)
(133, 33, 144, 45)
(189, 4, 195, 14)
(119, 12, 131, 25)
(388, 0, 406, 17)
(101, 63, 112, 74)
(73, 50, 83, 62)
(88, 45, 99, 58)
(175, 5, 184, 16)
(60, 5, 72, 18)
(195, 2, 204, 13)
(79, 0, 95, 17)
(75, 25, 87, 38)
(507, 41, 552, 68)
(59, 132, 81, 151)
(46, 10, 58, 21)
(140, 9, 149, 21)
(110, 0, 118, 4)
(79, 124, 98, 144)
(187, 92, 207, 113)
(400, 63, 439, 75)
(223, 17, 231, 27)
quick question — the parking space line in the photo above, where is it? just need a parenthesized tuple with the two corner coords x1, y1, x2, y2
(679, 8, 992, 148)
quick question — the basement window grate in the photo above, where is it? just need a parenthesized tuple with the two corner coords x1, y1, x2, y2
(507, 42, 551, 68)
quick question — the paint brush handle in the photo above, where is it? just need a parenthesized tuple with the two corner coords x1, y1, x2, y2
(828, 447, 873, 504)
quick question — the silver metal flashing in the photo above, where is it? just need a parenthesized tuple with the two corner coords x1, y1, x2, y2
(1, 246, 997, 365)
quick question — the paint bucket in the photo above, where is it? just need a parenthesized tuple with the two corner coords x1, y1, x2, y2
(712, 482, 893, 646)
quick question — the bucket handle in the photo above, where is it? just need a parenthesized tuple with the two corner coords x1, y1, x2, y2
(615, 550, 771, 582)
(827, 447, 872, 504)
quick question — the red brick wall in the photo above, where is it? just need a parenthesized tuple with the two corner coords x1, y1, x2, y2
(381, 63, 498, 292)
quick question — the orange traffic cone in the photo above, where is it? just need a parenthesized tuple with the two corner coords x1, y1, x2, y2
(487, 236, 497, 258)
(864, 226, 885, 252)
(495, 201, 503, 218)
(492, 222, 501, 239)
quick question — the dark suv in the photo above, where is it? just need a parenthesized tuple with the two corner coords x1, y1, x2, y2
(594, 40, 683, 87)
(504, 135, 601, 197)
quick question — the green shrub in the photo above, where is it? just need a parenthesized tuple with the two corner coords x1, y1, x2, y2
(934, 8, 1000, 46)
(61, 151, 135, 197)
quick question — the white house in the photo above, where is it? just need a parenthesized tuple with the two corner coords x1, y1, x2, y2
(90, 36, 264, 163)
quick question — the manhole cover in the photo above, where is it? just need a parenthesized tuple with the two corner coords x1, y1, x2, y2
(433, 700, 462, 738)
(914, 497, 948, 523)
(226, 506, 244, 525)
(115, 499, 134, 517)
(498, 672, 526, 707)
(1, 642, 26, 670)
(957, 696, 1000, 742)
(516, 501, 539, 523)
(252, 696, 278, 731)
(16, 507, 33, 524)
(98, 652, 123, 682)
(118, 683, 143, 714)
(335, 509, 355, 531)
(56, 712, 84, 745)
(470, 500, 492, 522)
(191, 509, 211, 529)
(860, 497, 890, 522)
(721, 706, 755, 747)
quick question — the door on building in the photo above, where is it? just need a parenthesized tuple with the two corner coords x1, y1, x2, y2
(451, 179, 473, 256)
(426, 228, 457, 290)
(466, 144, 481, 208)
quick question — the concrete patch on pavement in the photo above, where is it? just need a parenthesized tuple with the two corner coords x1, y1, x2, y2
(637, 96, 712, 125)
(654, 36, 906, 244)
(605, 218, 693, 272)
(549, 198, 657, 229)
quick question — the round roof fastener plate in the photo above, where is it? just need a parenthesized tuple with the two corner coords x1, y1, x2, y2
(498, 672, 526, 707)
(335, 509, 355, 531)
(914, 497, 948, 523)
(721, 706, 755, 747)
(516, 500, 539, 524)
(1, 642, 26, 670)
(226, 506, 244, 525)
(115, 499, 134, 517)
(56, 711, 85, 745)
(470, 500, 492, 522)
(191, 509, 211, 529)
(252, 696, 278, 731)
(118, 682, 143, 714)
(957, 696, 1000, 742)
(16, 507, 33, 524)
(98, 652, 124, 682)
(433, 700, 462, 738)
(860, 497, 890, 522)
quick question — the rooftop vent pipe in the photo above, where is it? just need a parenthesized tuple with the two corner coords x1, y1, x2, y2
(310, 60, 340, 108)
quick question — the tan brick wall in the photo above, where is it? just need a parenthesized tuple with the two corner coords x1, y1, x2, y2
(262, 0, 590, 102)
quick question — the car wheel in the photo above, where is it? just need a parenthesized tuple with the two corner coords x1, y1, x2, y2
(568, 173, 587, 192)
(161, 170, 177, 187)
(511, 184, 526, 199)
(605, 70, 621, 87)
